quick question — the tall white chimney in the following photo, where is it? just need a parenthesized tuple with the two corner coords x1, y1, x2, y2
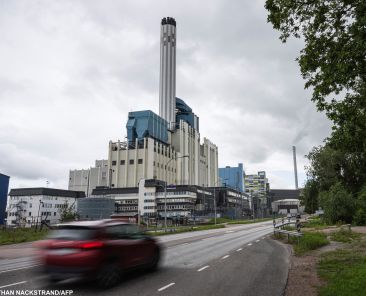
(293, 146, 299, 189)
(159, 17, 176, 129)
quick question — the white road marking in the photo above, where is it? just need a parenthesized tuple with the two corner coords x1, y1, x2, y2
(256, 240, 260, 242)
(225, 230, 234, 233)
(0, 265, 40, 274)
(222, 255, 230, 259)
(158, 283, 175, 292)
(197, 265, 210, 272)
(182, 243, 189, 246)
(0, 281, 27, 289)
(248, 243, 252, 246)
(236, 248, 243, 252)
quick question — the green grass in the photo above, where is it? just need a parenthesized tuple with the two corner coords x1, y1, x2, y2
(330, 229, 362, 243)
(292, 232, 329, 255)
(318, 241, 366, 296)
(206, 217, 273, 225)
(146, 224, 225, 236)
(302, 217, 328, 229)
(0, 228, 49, 245)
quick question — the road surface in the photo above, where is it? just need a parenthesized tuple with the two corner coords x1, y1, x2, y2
(0, 221, 290, 296)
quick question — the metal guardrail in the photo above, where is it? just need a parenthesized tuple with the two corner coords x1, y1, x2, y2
(273, 218, 303, 242)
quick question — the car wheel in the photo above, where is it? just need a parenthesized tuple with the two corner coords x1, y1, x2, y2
(148, 249, 160, 272)
(96, 263, 121, 288)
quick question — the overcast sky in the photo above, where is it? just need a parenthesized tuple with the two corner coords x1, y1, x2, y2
(0, 0, 331, 190)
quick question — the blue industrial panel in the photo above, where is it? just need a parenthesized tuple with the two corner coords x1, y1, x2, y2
(0, 173, 10, 225)
(126, 110, 168, 144)
(219, 163, 245, 192)
(175, 97, 199, 131)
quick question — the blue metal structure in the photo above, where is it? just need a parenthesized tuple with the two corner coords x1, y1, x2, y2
(219, 163, 245, 192)
(175, 97, 199, 131)
(126, 110, 168, 144)
(0, 173, 10, 225)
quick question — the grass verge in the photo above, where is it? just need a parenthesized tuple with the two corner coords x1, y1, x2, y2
(294, 232, 329, 255)
(147, 224, 225, 236)
(318, 240, 366, 296)
(330, 229, 362, 243)
(0, 228, 49, 245)
(274, 231, 329, 255)
(302, 217, 328, 229)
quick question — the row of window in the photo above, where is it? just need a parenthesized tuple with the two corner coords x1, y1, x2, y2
(111, 159, 143, 166)
(144, 206, 156, 210)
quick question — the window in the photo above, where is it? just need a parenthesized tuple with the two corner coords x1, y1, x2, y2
(129, 159, 134, 165)
(112, 161, 117, 166)
(120, 160, 125, 165)
(29, 212, 31, 216)
(54, 212, 56, 216)
(138, 159, 143, 164)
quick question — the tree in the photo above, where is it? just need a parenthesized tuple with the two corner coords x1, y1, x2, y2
(265, 0, 366, 113)
(300, 179, 319, 214)
(319, 182, 356, 224)
(58, 201, 78, 222)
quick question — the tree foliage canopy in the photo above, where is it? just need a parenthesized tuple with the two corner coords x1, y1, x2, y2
(265, 1, 366, 221)
(265, 0, 366, 112)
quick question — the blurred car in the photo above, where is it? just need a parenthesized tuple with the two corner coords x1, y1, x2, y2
(35, 219, 161, 287)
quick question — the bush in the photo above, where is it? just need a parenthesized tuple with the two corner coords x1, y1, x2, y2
(320, 183, 356, 224)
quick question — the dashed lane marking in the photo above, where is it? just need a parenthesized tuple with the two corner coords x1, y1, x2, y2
(236, 248, 243, 252)
(158, 283, 175, 292)
(0, 265, 40, 274)
(197, 265, 210, 272)
(0, 281, 27, 289)
(256, 240, 260, 242)
(248, 243, 252, 246)
(222, 255, 230, 259)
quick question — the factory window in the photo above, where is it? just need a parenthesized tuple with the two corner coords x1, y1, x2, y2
(54, 212, 56, 216)
(112, 161, 116, 166)
(29, 212, 31, 216)
(120, 160, 125, 165)
(138, 159, 143, 164)
(130, 159, 134, 165)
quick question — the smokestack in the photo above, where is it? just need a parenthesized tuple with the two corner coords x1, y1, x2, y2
(159, 17, 176, 129)
(293, 146, 299, 189)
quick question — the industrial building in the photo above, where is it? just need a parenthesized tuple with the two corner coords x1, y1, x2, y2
(0, 173, 10, 225)
(6, 188, 85, 227)
(69, 160, 108, 195)
(269, 189, 304, 214)
(76, 179, 250, 224)
(219, 163, 245, 192)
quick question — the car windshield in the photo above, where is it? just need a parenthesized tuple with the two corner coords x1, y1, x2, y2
(47, 227, 97, 240)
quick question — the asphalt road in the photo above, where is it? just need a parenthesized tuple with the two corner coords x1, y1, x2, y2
(0, 221, 290, 296)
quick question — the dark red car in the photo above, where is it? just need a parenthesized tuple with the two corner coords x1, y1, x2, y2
(36, 219, 161, 287)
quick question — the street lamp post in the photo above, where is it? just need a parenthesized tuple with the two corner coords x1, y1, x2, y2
(213, 178, 227, 225)
(35, 199, 43, 231)
(164, 155, 189, 232)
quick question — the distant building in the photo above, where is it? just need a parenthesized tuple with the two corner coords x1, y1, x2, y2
(68, 160, 108, 196)
(81, 179, 250, 223)
(244, 171, 270, 216)
(77, 198, 116, 220)
(0, 173, 10, 225)
(219, 163, 245, 192)
(269, 189, 304, 215)
(6, 188, 85, 227)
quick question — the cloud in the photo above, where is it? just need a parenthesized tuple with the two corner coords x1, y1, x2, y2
(0, 0, 331, 190)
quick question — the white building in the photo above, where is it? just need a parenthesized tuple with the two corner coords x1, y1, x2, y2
(69, 160, 108, 195)
(6, 188, 85, 227)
